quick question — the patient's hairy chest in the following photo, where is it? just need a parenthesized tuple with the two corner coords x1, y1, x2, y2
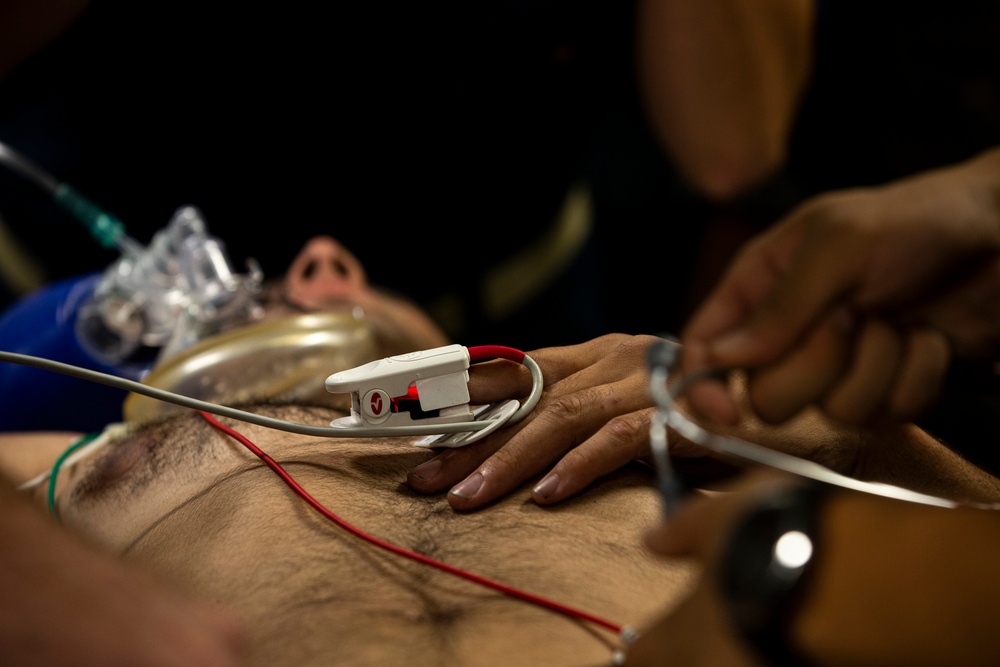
(122, 452, 691, 667)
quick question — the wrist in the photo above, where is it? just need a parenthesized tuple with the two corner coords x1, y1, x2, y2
(791, 492, 1000, 666)
(718, 480, 829, 666)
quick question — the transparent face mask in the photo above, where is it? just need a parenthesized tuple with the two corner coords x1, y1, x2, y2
(122, 310, 379, 423)
(76, 206, 266, 369)
(72, 206, 380, 422)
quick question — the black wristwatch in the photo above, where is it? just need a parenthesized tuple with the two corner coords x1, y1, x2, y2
(718, 481, 829, 666)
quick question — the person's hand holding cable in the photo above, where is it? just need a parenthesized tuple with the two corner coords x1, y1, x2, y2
(624, 469, 812, 667)
(405, 330, 1000, 512)
(680, 145, 1000, 428)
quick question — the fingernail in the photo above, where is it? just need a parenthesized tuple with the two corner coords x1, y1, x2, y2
(532, 473, 560, 500)
(449, 472, 484, 500)
(710, 329, 754, 361)
(409, 457, 443, 482)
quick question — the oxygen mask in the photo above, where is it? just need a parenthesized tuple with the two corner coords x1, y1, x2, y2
(75, 205, 265, 369)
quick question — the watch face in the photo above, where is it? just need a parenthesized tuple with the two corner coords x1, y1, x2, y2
(718, 484, 827, 666)
(719, 485, 822, 635)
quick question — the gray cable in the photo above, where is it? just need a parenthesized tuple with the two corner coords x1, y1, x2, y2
(653, 363, 1000, 510)
(0, 141, 59, 193)
(0, 350, 543, 439)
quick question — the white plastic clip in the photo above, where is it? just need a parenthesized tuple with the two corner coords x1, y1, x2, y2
(325, 344, 475, 430)
(324, 343, 532, 445)
(413, 399, 520, 448)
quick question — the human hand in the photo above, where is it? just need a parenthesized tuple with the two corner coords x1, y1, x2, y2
(1, 478, 245, 667)
(681, 147, 1000, 427)
(406, 334, 662, 510)
(623, 470, 799, 667)
(630, 465, 1000, 667)
(405, 334, 878, 511)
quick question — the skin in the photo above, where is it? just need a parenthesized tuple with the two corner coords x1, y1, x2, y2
(0, 472, 246, 667)
(624, 470, 1000, 667)
(0, 234, 450, 666)
(408, 333, 1000, 512)
(14, 5, 997, 664)
(678, 145, 1000, 427)
(421, 329, 1000, 666)
(636, 0, 814, 200)
(6, 232, 1000, 665)
(616, 146, 1000, 665)
(4, 406, 690, 667)
(408, 147, 1000, 663)
(0, 235, 692, 666)
(271, 234, 452, 356)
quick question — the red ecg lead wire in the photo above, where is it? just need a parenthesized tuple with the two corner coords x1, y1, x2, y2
(198, 410, 624, 635)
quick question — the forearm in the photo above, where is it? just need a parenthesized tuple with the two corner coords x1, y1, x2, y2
(793, 492, 1000, 666)
(0, 432, 81, 486)
(691, 372, 1000, 505)
(854, 424, 1000, 506)
(0, 470, 61, 544)
(0, 472, 245, 666)
(635, 0, 814, 200)
(954, 145, 1000, 213)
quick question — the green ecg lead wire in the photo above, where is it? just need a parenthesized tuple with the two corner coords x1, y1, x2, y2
(48, 432, 101, 519)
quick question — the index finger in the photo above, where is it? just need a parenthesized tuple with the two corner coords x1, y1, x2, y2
(692, 205, 868, 371)
(679, 227, 794, 423)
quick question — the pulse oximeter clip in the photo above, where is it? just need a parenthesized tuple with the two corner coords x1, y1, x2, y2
(0, 343, 543, 446)
(325, 344, 543, 447)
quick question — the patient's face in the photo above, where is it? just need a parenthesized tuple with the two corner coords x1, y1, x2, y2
(262, 234, 449, 354)
(123, 235, 452, 422)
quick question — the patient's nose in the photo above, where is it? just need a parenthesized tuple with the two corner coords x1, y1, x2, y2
(283, 236, 369, 309)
